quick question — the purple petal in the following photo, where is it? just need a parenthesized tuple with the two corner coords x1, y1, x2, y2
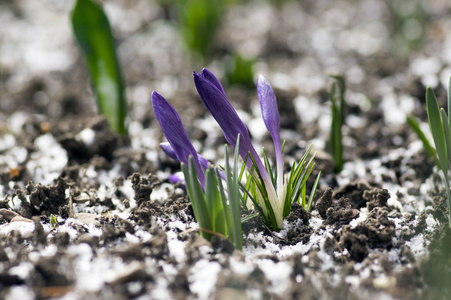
(257, 75, 280, 136)
(160, 142, 179, 162)
(152, 91, 205, 187)
(193, 71, 249, 149)
(257, 75, 283, 193)
(161, 142, 209, 171)
(200, 68, 226, 98)
(193, 70, 270, 181)
(169, 172, 185, 185)
(198, 155, 209, 171)
(169, 172, 187, 190)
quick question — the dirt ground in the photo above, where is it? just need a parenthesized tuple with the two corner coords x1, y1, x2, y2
(1, 0, 450, 299)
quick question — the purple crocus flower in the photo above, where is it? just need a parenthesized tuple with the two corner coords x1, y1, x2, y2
(193, 68, 283, 227)
(257, 75, 284, 197)
(193, 69, 266, 174)
(151, 91, 205, 187)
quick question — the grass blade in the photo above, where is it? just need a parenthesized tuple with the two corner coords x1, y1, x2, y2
(216, 169, 232, 238)
(307, 171, 321, 211)
(407, 115, 438, 161)
(448, 76, 451, 127)
(185, 158, 212, 239)
(427, 87, 448, 175)
(329, 75, 345, 173)
(205, 169, 226, 236)
(225, 137, 243, 250)
(440, 109, 451, 171)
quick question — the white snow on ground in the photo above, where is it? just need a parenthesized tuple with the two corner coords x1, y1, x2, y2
(26, 133, 68, 185)
(0, 221, 35, 236)
(0, 94, 441, 299)
(0, 147, 441, 299)
(190, 260, 222, 299)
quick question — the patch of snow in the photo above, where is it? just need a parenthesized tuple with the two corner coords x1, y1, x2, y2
(190, 260, 221, 300)
(405, 234, 426, 259)
(350, 208, 368, 228)
(167, 230, 186, 264)
(77, 128, 96, 147)
(0, 221, 35, 236)
(258, 259, 291, 294)
(5, 286, 35, 300)
(151, 183, 172, 201)
(27, 133, 68, 185)
(8, 262, 34, 279)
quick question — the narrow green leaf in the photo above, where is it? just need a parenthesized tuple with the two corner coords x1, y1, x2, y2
(187, 157, 212, 239)
(71, 0, 126, 134)
(329, 75, 345, 172)
(216, 169, 232, 238)
(241, 212, 259, 223)
(307, 171, 321, 211)
(239, 180, 271, 226)
(181, 163, 200, 221)
(406, 115, 438, 160)
(440, 109, 451, 171)
(225, 137, 243, 250)
(262, 148, 276, 187)
(448, 76, 451, 127)
(427, 87, 448, 175)
(246, 152, 278, 230)
(205, 169, 226, 236)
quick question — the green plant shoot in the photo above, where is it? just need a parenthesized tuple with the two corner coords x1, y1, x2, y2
(329, 75, 345, 173)
(178, 0, 224, 62)
(426, 78, 451, 227)
(224, 53, 255, 89)
(181, 140, 243, 250)
(406, 115, 438, 162)
(71, 0, 127, 135)
(241, 145, 321, 231)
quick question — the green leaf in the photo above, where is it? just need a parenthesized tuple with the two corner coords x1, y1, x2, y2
(329, 75, 345, 172)
(426, 87, 448, 176)
(241, 212, 259, 223)
(262, 148, 276, 187)
(216, 169, 232, 238)
(406, 115, 438, 161)
(205, 169, 226, 236)
(448, 76, 451, 127)
(440, 109, 451, 171)
(246, 152, 278, 230)
(225, 53, 256, 89)
(183, 158, 212, 240)
(225, 139, 243, 250)
(50, 214, 58, 228)
(307, 171, 321, 211)
(71, 0, 126, 135)
(178, 0, 224, 62)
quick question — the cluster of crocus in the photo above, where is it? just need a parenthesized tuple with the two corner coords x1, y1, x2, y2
(152, 68, 319, 233)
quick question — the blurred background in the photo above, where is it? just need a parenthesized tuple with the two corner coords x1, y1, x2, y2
(0, 0, 451, 145)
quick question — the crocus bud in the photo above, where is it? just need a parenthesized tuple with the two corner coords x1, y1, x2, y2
(257, 75, 283, 196)
(193, 69, 268, 178)
(152, 91, 205, 187)
(257, 75, 280, 137)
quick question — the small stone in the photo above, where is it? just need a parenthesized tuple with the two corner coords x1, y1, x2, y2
(0, 209, 20, 222)
(107, 262, 147, 286)
(373, 275, 396, 289)
(10, 215, 33, 223)
(74, 213, 101, 227)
